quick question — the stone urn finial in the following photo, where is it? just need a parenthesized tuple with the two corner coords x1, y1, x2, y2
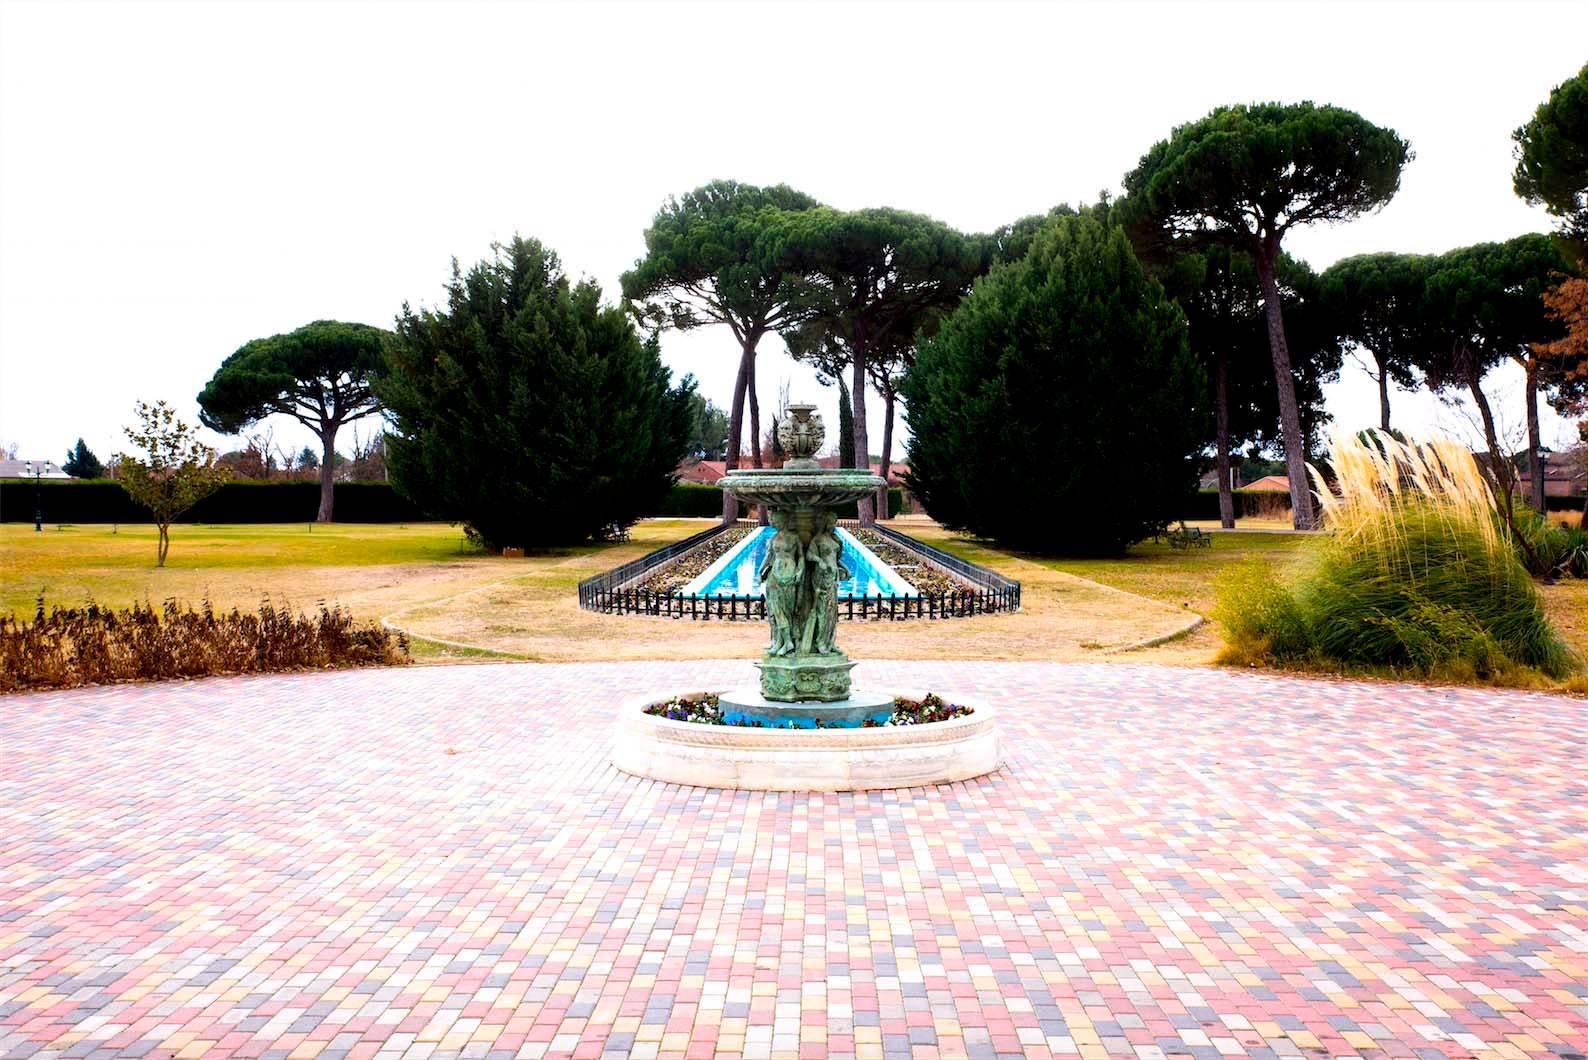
(777, 404, 824, 470)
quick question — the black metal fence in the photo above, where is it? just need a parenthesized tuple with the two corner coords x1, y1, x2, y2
(576, 520, 738, 611)
(577, 520, 1020, 620)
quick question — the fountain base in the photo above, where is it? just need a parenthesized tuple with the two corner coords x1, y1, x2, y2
(612, 690, 1001, 791)
(755, 651, 854, 701)
(718, 686, 894, 728)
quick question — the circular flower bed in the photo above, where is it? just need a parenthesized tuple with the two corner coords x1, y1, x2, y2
(644, 691, 972, 728)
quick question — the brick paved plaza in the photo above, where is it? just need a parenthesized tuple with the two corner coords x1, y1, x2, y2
(2, 660, 1585, 1059)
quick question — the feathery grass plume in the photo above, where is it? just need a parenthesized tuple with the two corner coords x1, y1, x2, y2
(1222, 428, 1578, 682)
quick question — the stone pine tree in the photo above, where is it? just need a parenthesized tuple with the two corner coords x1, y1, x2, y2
(62, 438, 104, 479)
(1413, 236, 1571, 518)
(902, 217, 1205, 554)
(1514, 61, 1588, 259)
(1122, 102, 1412, 528)
(197, 320, 390, 522)
(377, 236, 693, 549)
(1318, 253, 1430, 432)
(1146, 245, 1338, 528)
(117, 400, 230, 567)
(621, 181, 822, 522)
(780, 207, 989, 524)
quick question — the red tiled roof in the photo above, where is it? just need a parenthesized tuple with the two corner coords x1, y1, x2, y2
(675, 460, 726, 484)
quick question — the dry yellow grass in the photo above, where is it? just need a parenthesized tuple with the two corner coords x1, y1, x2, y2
(388, 521, 1203, 663)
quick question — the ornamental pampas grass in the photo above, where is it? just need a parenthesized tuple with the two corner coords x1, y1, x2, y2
(1217, 429, 1576, 682)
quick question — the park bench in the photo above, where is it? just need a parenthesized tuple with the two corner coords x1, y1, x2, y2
(1166, 521, 1212, 550)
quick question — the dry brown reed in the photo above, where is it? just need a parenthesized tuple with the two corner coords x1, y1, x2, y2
(0, 597, 409, 693)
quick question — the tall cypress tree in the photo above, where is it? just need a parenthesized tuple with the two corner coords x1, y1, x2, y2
(836, 378, 855, 469)
(378, 237, 693, 549)
(903, 217, 1205, 554)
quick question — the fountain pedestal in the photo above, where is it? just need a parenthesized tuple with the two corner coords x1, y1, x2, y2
(756, 651, 854, 701)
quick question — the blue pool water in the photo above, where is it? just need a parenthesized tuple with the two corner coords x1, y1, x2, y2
(680, 527, 918, 599)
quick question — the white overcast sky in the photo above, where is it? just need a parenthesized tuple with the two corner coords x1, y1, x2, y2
(2, 0, 1586, 468)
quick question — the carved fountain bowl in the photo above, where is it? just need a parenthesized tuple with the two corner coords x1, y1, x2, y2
(720, 468, 886, 510)
(612, 691, 1001, 792)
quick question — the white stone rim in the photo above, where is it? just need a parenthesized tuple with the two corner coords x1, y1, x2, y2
(619, 689, 995, 750)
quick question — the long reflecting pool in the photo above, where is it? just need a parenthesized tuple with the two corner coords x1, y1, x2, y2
(680, 526, 919, 599)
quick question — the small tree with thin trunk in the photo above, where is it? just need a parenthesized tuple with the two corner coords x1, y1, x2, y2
(117, 400, 230, 567)
(1122, 101, 1412, 528)
(197, 320, 389, 522)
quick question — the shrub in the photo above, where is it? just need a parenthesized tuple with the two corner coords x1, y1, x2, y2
(0, 597, 409, 693)
(1216, 430, 1578, 681)
(1213, 558, 1311, 665)
(902, 216, 1205, 554)
(1509, 504, 1588, 579)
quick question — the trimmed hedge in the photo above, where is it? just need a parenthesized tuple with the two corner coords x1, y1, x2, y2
(1186, 490, 1588, 520)
(0, 480, 426, 524)
(651, 482, 905, 520)
(1183, 489, 1293, 521)
(0, 479, 908, 524)
(835, 487, 906, 520)
(654, 482, 727, 518)
(1545, 493, 1588, 513)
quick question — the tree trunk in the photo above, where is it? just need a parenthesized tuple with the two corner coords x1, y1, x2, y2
(1523, 358, 1544, 514)
(1252, 249, 1316, 530)
(877, 386, 896, 521)
(721, 350, 751, 524)
(1215, 350, 1235, 529)
(318, 429, 336, 522)
(747, 352, 763, 469)
(1467, 372, 1511, 525)
(1468, 369, 1545, 570)
(851, 340, 873, 525)
(1375, 351, 1392, 433)
(157, 523, 169, 567)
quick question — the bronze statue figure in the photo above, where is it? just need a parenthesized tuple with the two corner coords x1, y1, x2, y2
(801, 512, 851, 655)
(758, 510, 805, 656)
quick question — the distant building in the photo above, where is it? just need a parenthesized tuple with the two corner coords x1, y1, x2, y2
(1242, 474, 1292, 493)
(675, 460, 726, 485)
(0, 460, 71, 479)
(1517, 455, 1586, 497)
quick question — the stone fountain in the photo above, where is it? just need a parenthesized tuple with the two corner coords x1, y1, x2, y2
(611, 401, 1000, 790)
(712, 403, 896, 728)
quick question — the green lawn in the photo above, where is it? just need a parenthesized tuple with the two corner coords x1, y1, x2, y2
(3, 522, 494, 617)
(906, 525, 1314, 617)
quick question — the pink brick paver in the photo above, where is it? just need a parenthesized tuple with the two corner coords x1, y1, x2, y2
(2, 660, 1586, 1060)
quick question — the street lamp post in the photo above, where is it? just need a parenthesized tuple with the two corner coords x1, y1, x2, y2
(22, 461, 42, 532)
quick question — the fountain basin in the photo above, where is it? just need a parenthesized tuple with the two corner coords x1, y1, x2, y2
(720, 467, 884, 510)
(611, 690, 1000, 791)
